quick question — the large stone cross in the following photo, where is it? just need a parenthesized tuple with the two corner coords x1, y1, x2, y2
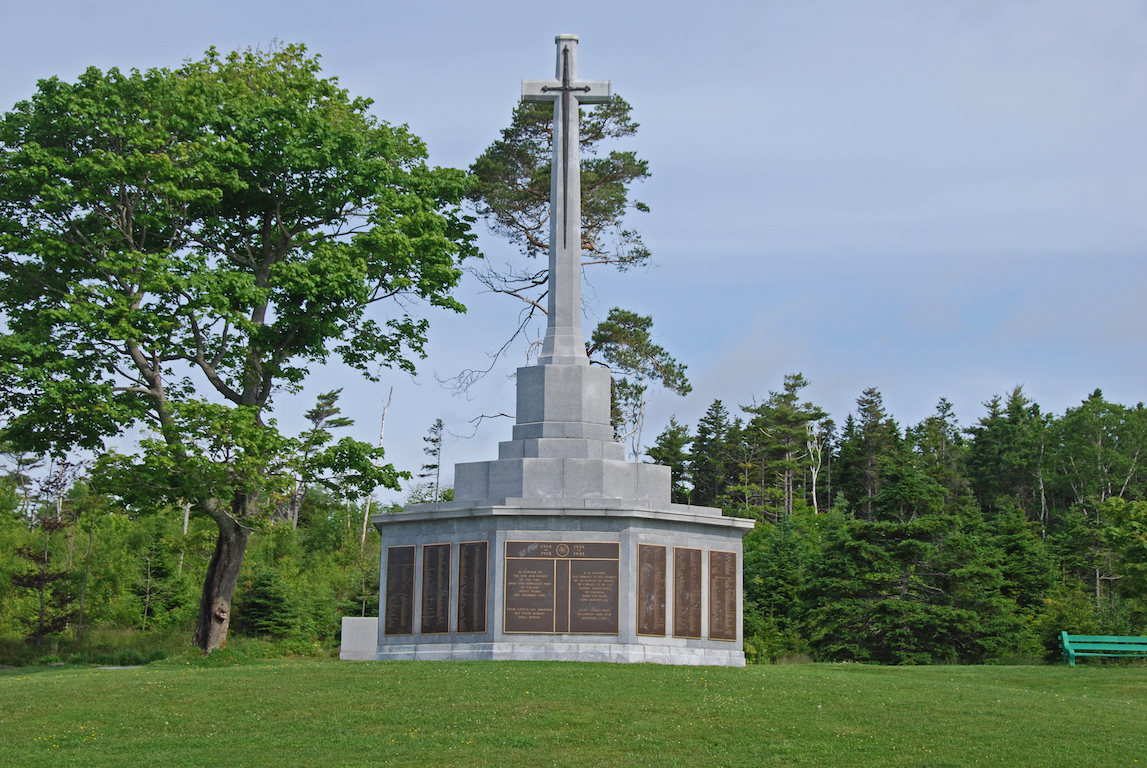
(522, 35, 611, 366)
(452, 35, 670, 504)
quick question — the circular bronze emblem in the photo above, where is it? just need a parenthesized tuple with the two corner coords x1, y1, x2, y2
(556, 543, 570, 557)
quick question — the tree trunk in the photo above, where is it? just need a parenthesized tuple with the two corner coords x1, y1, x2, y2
(360, 497, 373, 557)
(141, 556, 153, 632)
(178, 500, 190, 575)
(359, 387, 393, 555)
(37, 524, 49, 641)
(825, 450, 832, 511)
(192, 508, 250, 652)
(76, 524, 94, 640)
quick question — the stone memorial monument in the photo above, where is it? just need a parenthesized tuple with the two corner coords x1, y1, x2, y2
(354, 35, 752, 666)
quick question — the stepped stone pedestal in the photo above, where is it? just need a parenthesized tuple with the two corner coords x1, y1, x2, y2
(455, 363, 670, 504)
(348, 35, 753, 667)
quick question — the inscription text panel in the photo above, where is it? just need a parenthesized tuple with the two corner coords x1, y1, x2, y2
(569, 559, 620, 634)
(384, 546, 415, 636)
(637, 544, 667, 636)
(708, 550, 737, 641)
(505, 559, 556, 633)
(505, 541, 619, 635)
(673, 547, 702, 639)
(457, 541, 488, 633)
(420, 543, 451, 635)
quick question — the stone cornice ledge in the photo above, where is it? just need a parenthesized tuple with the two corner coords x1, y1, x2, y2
(374, 499, 755, 531)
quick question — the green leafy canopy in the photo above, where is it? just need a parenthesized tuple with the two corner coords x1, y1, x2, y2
(0, 44, 478, 459)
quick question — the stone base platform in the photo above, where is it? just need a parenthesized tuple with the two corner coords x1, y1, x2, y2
(372, 640, 744, 666)
(340, 617, 744, 666)
(351, 500, 753, 668)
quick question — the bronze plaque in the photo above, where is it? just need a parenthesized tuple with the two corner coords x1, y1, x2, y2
(554, 559, 571, 634)
(708, 550, 737, 641)
(420, 543, 451, 634)
(384, 545, 415, 635)
(504, 559, 555, 633)
(505, 541, 619, 560)
(637, 544, 667, 637)
(673, 547, 702, 639)
(457, 541, 488, 634)
(569, 559, 619, 634)
(504, 541, 620, 635)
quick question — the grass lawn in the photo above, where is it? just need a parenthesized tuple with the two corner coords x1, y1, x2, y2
(2, 657, 1144, 767)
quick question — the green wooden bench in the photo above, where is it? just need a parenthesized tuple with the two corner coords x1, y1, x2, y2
(1060, 632, 1147, 665)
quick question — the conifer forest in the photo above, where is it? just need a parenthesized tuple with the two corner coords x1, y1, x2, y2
(2, 377, 1144, 665)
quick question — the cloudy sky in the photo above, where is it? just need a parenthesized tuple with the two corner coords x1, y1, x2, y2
(2, 1, 1144, 502)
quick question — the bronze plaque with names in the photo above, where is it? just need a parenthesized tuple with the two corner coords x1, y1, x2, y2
(384, 545, 415, 635)
(708, 550, 737, 641)
(637, 544, 667, 636)
(420, 543, 451, 634)
(504, 559, 556, 633)
(673, 547, 702, 638)
(504, 541, 620, 635)
(569, 559, 620, 634)
(457, 541, 488, 633)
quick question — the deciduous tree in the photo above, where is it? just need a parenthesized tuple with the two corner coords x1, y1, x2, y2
(0, 45, 476, 651)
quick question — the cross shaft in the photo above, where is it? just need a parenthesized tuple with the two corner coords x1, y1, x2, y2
(522, 35, 611, 366)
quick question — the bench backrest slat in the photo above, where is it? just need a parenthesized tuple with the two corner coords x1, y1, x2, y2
(1061, 632, 1147, 665)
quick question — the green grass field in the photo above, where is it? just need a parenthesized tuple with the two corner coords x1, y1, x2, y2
(2, 658, 1144, 767)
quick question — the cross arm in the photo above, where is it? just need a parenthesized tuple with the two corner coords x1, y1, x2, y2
(572, 80, 611, 104)
(522, 79, 559, 102)
(521, 79, 612, 104)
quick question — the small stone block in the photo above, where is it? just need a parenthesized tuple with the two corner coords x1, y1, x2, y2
(636, 464, 671, 503)
(454, 462, 490, 502)
(519, 458, 566, 498)
(338, 617, 379, 661)
(498, 440, 525, 459)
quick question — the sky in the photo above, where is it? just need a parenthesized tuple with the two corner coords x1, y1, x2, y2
(2, 0, 1144, 503)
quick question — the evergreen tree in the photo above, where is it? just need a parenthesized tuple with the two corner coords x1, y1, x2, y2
(835, 388, 900, 520)
(11, 517, 74, 640)
(232, 564, 304, 638)
(418, 419, 445, 503)
(908, 398, 970, 504)
(742, 516, 813, 661)
(588, 309, 691, 459)
(803, 509, 1029, 664)
(647, 417, 692, 504)
(284, 390, 356, 529)
(689, 400, 736, 508)
(804, 433, 1032, 664)
(740, 374, 828, 520)
(966, 387, 1049, 531)
(988, 504, 1054, 613)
